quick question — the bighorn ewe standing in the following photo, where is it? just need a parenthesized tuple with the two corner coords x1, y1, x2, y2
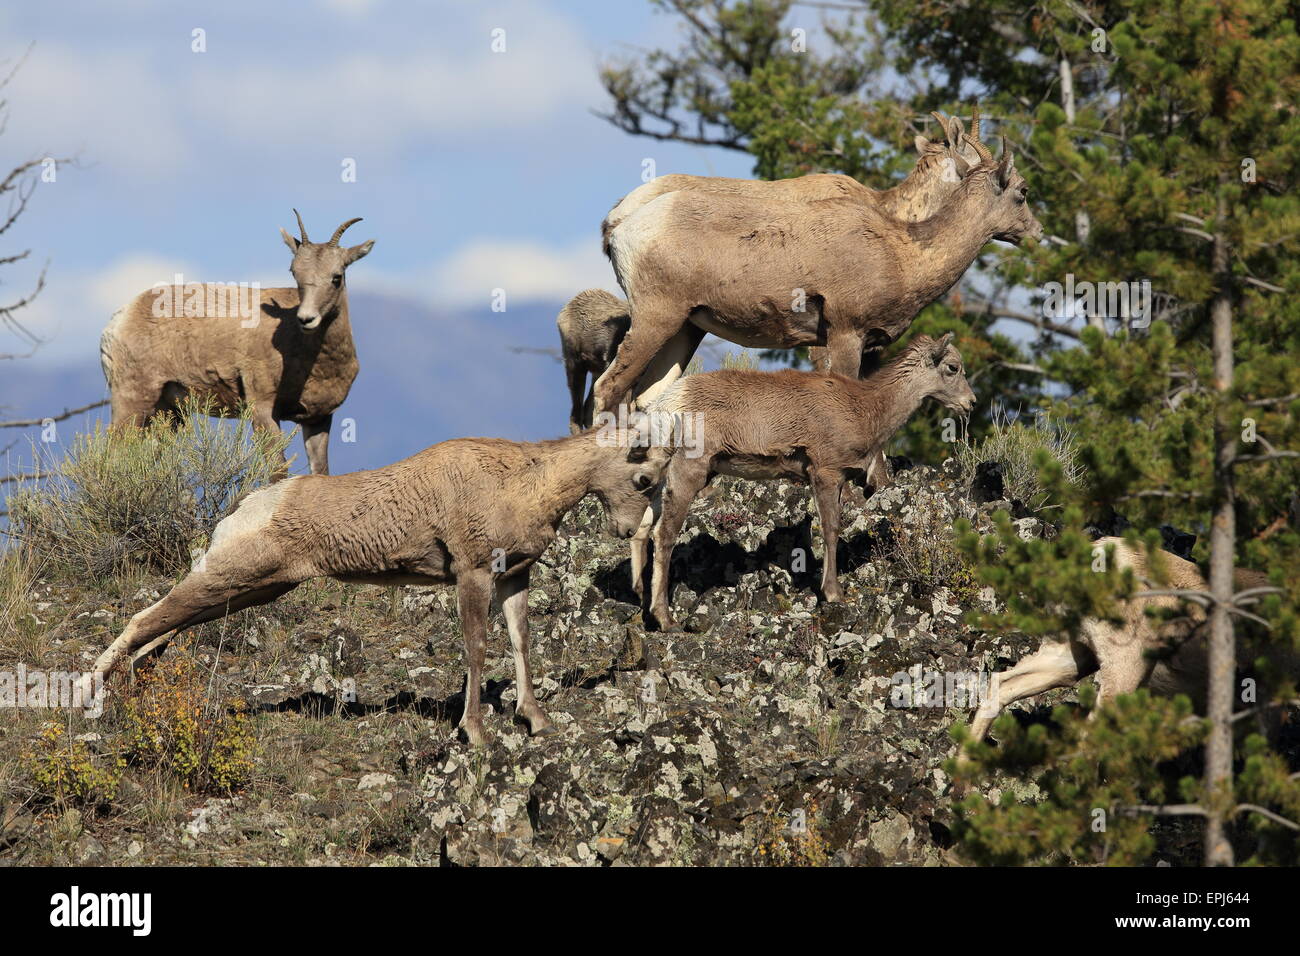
(557, 288, 630, 433)
(599, 109, 987, 489)
(601, 107, 985, 254)
(632, 334, 974, 629)
(99, 212, 374, 476)
(81, 421, 671, 746)
(596, 139, 1039, 427)
(967, 538, 1279, 743)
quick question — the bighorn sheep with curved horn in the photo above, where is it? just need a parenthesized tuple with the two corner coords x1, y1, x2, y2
(80, 420, 672, 747)
(593, 110, 998, 488)
(595, 136, 1040, 424)
(601, 106, 985, 253)
(99, 211, 374, 476)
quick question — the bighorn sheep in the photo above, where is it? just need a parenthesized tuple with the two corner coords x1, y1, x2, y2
(557, 288, 630, 433)
(99, 211, 374, 476)
(595, 139, 1040, 429)
(601, 107, 984, 254)
(600, 109, 987, 490)
(81, 422, 671, 746)
(632, 334, 975, 629)
(968, 538, 1277, 742)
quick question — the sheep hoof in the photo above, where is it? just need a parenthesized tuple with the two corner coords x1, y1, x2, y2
(532, 724, 559, 738)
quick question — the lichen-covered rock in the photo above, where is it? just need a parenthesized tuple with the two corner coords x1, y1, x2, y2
(18, 463, 1073, 866)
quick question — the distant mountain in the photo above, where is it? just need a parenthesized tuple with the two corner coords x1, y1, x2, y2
(0, 291, 575, 483)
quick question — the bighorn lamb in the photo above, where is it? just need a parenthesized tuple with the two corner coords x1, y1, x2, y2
(601, 107, 984, 253)
(632, 334, 975, 630)
(82, 423, 670, 746)
(968, 537, 1278, 742)
(557, 288, 630, 433)
(100, 212, 373, 476)
(596, 138, 1040, 426)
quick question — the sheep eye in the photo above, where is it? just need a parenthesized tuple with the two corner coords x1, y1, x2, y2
(331, 274, 343, 287)
(945, 363, 959, 374)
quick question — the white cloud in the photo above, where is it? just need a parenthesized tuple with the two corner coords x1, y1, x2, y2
(3, 2, 599, 180)
(427, 236, 618, 307)
(189, 12, 596, 152)
(5, 47, 193, 176)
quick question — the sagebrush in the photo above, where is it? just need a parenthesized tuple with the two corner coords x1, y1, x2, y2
(7, 399, 291, 582)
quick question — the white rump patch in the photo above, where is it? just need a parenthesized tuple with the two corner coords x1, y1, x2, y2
(607, 192, 679, 293)
(209, 480, 292, 550)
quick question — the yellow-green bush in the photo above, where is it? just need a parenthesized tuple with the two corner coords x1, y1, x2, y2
(751, 798, 830, 866)
(120, 654, 255, 793)
(22, 722, 123, 807)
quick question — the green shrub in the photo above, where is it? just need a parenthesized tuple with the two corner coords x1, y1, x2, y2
(955, 408, 1082, 510)
(7, 398, 290, 583)
(22, 722, 123, 807)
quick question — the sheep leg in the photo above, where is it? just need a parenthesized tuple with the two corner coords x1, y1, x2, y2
(592, 300, 685, 418)
(629, 323, 706, 409)
(499, 570, 554, 736)
(455, 568, 492, 747)
(83, 549, 299, 693)
(565, 358, 588, 434)
(251, 406, 289, 480)
(302, 415, 333, 475)
(824, 326, 865, 378)
(968, 640, 1095, 742)
(108, 390, 161, 429)
(648, 455, 711, 630)
(810, 468, 847, 603)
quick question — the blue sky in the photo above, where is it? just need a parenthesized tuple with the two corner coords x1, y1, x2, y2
(1, 0, 760, 367)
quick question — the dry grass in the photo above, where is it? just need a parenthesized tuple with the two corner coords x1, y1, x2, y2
(955, 407, 1082, 509)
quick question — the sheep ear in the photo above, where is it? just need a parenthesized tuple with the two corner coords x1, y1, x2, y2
(345, 239, 375, 264)
(914, 134, 931, 154)
(998, 137, 1015, 187)
(930, 332, 954, 363)
(280, 228, 300, 254)
(947, 117, 965, 144)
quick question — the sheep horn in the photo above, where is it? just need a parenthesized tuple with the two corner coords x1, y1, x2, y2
(964, 133, 993, 164)
(930, 110, 950, 138)
(293, 208, 310, 243)
(330, 218, 363, 246)
(969, 102, 981, 143)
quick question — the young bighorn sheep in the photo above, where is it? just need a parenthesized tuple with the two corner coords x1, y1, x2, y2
(967, 538, 1277, 742)
(596, 138, 1039, 427)
(632, 334, 974, 630)
(601, 107, 984, 254)
(557, 288, 630, 433)
(81, 422, 671, 747)
(100, 211, 374, 476)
